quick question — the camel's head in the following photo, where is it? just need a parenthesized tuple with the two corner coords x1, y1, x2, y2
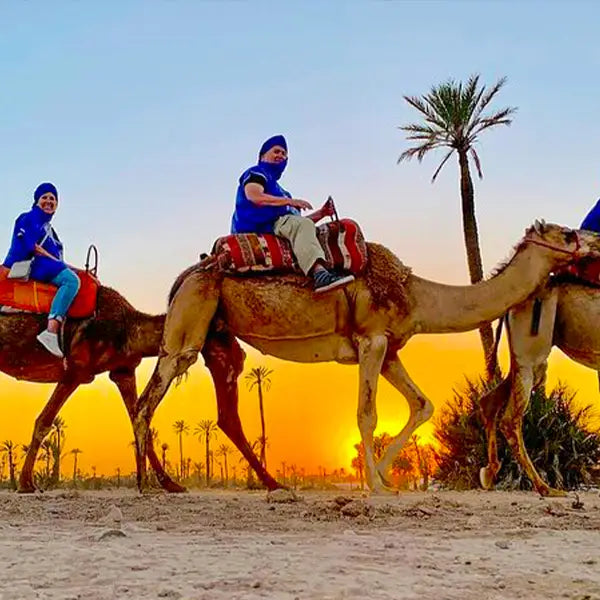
(523, 219, 600, 263)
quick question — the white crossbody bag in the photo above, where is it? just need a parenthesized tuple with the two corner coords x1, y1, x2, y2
(7, 228, 53, 281)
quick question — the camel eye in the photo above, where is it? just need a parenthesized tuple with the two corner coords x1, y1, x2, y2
(564, 230, 577, 245)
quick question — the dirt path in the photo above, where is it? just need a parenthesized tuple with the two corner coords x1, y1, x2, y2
(0, 489, 599, 599)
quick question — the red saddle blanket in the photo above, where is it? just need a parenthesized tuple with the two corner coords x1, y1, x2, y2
(0, 268, 99, 318)
(558, 260, 600, 287)
(212, 218, 368, 275)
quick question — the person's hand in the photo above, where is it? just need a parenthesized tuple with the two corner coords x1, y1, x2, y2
(320, 197, 336, 218)
(289, 198, 313, 210)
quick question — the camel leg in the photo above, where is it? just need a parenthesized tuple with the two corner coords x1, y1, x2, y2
(498, 292, 562, 496)
(202, 329, 282, 491)
(375, 354, 434, 484)
(18, 379, 79, 493)
(356, 335, 389, 493)
(499, 360, 565, 496)
(479, 376, 511, 490)
(134, 272, 220, 492)
(109, 368, 185, 494)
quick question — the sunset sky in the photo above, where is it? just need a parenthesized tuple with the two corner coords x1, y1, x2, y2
(1, 2, 600, 477)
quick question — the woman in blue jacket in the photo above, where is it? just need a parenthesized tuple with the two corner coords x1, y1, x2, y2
(3, 182, 80, 357)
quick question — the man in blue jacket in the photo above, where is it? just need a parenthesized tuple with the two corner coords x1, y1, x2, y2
(231, 135, 354, 293)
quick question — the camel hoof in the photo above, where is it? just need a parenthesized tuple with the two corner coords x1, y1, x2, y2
(163, 481, 187, 494)
(479, 467, 495, 490)
(17, 483, 37, 494)
(371, 471, 398, 495)
(538, 487, 568, 498)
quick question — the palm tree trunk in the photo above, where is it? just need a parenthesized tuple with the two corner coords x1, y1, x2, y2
(55, 435, 61, 484)
(72, 455, 77, 481)
(205, 437, 210, 486)
(458, 150, 498, 381)
(224, 454, 229, 485)
(178, 433, 183, 481)
(257, 381, 267, 469)
(8, 450, 16, 490)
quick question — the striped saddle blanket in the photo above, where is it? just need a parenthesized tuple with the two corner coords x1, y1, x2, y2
(213, 218, 368, 275)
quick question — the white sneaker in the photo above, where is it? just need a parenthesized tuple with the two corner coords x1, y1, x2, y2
(36, 330, 63, 358)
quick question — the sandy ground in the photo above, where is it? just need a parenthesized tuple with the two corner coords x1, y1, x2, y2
(0, 488, 599, 600)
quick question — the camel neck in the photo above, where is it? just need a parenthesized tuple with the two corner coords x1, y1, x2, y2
(410, 244, 561, 334)
(130, 313, 166, 357)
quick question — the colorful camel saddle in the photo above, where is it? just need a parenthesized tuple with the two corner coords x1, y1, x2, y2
(0, 267, 99, 318)
(554, 258, 600, 288)
(212, 218, 368, 275)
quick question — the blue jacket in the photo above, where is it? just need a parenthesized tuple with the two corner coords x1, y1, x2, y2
(581, 199, 600, 233)
(230, 164, 299, 234)
(3, 205, 68, 282)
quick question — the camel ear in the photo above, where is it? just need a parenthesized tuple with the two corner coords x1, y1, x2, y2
(533, 219, 545, 235)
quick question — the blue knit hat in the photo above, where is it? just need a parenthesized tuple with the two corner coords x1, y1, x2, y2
(34, 182, 58, 203)
(258, 135, 287, 159)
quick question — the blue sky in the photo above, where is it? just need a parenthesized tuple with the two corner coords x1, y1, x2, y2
(1, 1, 599, 312)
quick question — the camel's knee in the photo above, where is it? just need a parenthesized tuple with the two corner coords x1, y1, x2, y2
(419, 397, 434, 423)
(499, 413, 520, 445)
(480, 377, 510, 425)
(358, 409, 377, 438)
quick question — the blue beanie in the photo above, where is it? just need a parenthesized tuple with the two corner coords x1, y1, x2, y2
(34, 182, 58, 203)
(259, 135, 287, 159)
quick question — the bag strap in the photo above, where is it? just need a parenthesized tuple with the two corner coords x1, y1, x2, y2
(38, 225, 52, 249)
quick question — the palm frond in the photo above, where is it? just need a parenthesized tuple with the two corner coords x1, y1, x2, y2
(470, 147, 483, 179)
(431, 149, 455, 182)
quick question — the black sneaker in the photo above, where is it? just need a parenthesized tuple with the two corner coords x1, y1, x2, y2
(313, 269, 355, 293)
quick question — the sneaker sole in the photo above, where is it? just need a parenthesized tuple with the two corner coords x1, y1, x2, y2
(36, 336, 64, 358)
(314, 275, 355, 294)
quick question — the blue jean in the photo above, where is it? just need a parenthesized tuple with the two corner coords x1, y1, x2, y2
(49, 268, 80, 320)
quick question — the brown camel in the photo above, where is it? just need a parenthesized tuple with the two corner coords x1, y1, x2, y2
(480, 273, 600, 496)
(0, 284, 185, 493)
(133, 221, 600, 493)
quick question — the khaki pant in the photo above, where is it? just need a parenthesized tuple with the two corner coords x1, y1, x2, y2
(274, 214, 325, 275)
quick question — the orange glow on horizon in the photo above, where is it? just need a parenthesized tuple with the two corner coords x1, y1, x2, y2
(1, 331, 599, 478)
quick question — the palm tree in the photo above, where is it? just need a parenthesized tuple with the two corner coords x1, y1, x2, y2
(39, 439, 54, 481)
(194, 419, 218, 486)
(245, 366, 273, 468)
(51, 416, 67, 483)
(399, 75, 516, 379)
(70, 448, 82, 482)
(193, 461, 204, 485)
(217, 443, 231, 486)
(172, 420, 189, 481)
(0, 440, 17, 490)
(160, 442, 169, 471)
(351, 442, 365, 490)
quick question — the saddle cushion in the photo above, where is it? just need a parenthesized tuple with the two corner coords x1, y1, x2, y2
(212, 218, 368, 275)
(558, 259, 600, 287)
(0, 268, 99, 318)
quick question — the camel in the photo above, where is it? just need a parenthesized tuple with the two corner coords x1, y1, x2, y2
(480, 272, 600, 496)
(132, 221, 600, 493)
(0, 284, 186, 493)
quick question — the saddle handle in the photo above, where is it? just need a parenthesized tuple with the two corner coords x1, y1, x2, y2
(327, 195, 344, 230)
(85, 244, 99, 277)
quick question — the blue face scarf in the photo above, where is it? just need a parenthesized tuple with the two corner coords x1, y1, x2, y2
(258, 135, 288, 181)
(258, 158, 288, 181)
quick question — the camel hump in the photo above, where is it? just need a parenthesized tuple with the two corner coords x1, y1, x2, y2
(211, 218, 368, 276)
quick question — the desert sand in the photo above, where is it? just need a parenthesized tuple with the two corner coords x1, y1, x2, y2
(0, 488, 599, 600)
